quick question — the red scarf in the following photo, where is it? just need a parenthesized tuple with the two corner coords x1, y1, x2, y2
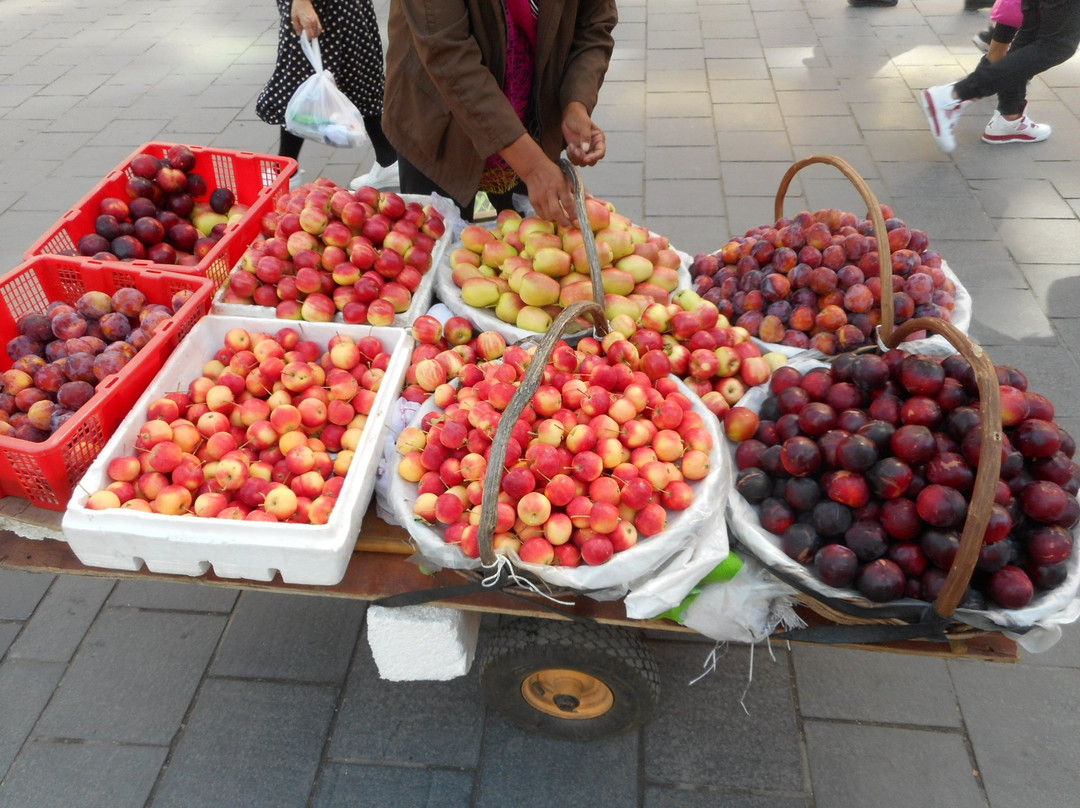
(480, 0, 538, 194)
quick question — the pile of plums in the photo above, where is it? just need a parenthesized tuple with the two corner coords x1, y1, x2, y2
(724, 349, 1077, 609)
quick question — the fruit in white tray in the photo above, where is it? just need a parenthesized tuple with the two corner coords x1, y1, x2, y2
(82, 327, 394, 523)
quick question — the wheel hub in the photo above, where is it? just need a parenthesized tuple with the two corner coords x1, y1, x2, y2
(522, 668, 614, 720)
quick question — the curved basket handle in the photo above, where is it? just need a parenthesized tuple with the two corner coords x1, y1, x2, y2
(476, 300, 609, 566)
(559, 158, 608, 332)
(886, 317, 1003, 619)
(774, 155, 895, 345)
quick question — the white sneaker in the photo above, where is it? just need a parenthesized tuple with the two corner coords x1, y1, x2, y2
(920, 83, 964, 154)
(349, 160, 399, 191)
(289, 168, 306, 191)
(982, 110, 1051, 144)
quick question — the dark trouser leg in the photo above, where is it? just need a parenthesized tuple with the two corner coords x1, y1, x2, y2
(398, 155, 476, 219)
(279, 127, 304, 160)
(363, 115, 398, 168)
(954, 0, 1080, 115)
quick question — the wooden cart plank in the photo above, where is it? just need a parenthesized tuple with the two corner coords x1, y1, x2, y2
(0, 517, 1019, 661)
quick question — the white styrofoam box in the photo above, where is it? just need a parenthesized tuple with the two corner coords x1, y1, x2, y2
(435, 225, 692, 343)
(211, 194, 452, 329)
(366, 604, 481, 681)
(61, 315, 412, 586)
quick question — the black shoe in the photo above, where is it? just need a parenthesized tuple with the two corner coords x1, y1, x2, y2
(964, 0, 994, 9)
(848, 0, 898, 7)
(972, 26, 992, 52)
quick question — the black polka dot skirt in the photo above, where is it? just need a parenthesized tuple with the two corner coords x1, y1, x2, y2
(257, 0, 385, 125)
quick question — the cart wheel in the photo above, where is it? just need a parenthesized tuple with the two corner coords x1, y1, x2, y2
(478, 617, 660, 740)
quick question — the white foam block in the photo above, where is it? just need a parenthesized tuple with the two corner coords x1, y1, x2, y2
(366, 604, 481, 681)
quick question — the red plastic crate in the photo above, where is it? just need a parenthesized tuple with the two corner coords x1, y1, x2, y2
(0, 255, 214, 510)
(23, 142, 296, 289)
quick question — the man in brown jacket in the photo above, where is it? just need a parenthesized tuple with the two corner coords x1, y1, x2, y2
(382, 0, 618, 226)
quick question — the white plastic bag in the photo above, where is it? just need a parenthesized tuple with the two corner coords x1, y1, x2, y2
(285, 32, 368, 148)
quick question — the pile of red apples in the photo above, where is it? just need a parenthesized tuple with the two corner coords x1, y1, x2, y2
(692, 205, 958, 355)
(396, 316, 715, 567)
(224, 180, 446, 325)
(83, 326, 392, 522)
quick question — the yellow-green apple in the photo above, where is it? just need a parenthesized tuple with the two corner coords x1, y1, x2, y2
(460, 277, 501, 308)
(516, 306, 553, 333)
(532, 246, 572, 278)
(615, 253, 655, 283)
(460, 224, 496, 253)
(524, 231, 562, 258)
(570, 240, 613, 273)
(600, 267, 635, 296)
(517, 216, 556, 243)
(595, 228, 633, 261)
(518, 271, 560, 307)
(714, 345, 742, 378)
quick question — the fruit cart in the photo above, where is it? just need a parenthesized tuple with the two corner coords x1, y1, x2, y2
(3, 153, 1072, 744)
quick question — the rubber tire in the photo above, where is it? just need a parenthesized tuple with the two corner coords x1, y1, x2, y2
(478, 617, 660, 740)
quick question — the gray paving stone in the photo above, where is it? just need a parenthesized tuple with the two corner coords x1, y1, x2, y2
(1018, 263, 1080, 322)
(930, 239, 1029, 289)
(1019, 619, 1080, 669)
(0, 660, 65, 777)
(474, 713, 638, 808)
(209, 591, 364, 683)
(804, 722, 987, 808)
(329, 631, 485, 768)
(973, 179, 1077, 220)
(877, 161, 975, 199)
(706, 79, 775, 104)
(792, 645, 961, 726)
(151, 679, 336, 808)
(0, 623, 17, 657)
(0, 570, 53, 621)
(713, 102, 786, 132)
(8, 575, 112, 663)
(644, 642, 805, 792)
(645, 786, 810, 808)
(34, 609, 225, 744)
(995, 216, 1080, 265)
(965, 286, 1058, 347)
(716, 130, 794, 163)
(108, 580, 239, 613)
(949, 661, 1080, 808)
(645, 147, 721, 181)
(312, 763, 474, 808)
(645, 216, 727, 258)
(646, 117, 719, 147)
(645, 179, 724, 218)
(726, 196, 791, 235)
(0, 740, 167, 808)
